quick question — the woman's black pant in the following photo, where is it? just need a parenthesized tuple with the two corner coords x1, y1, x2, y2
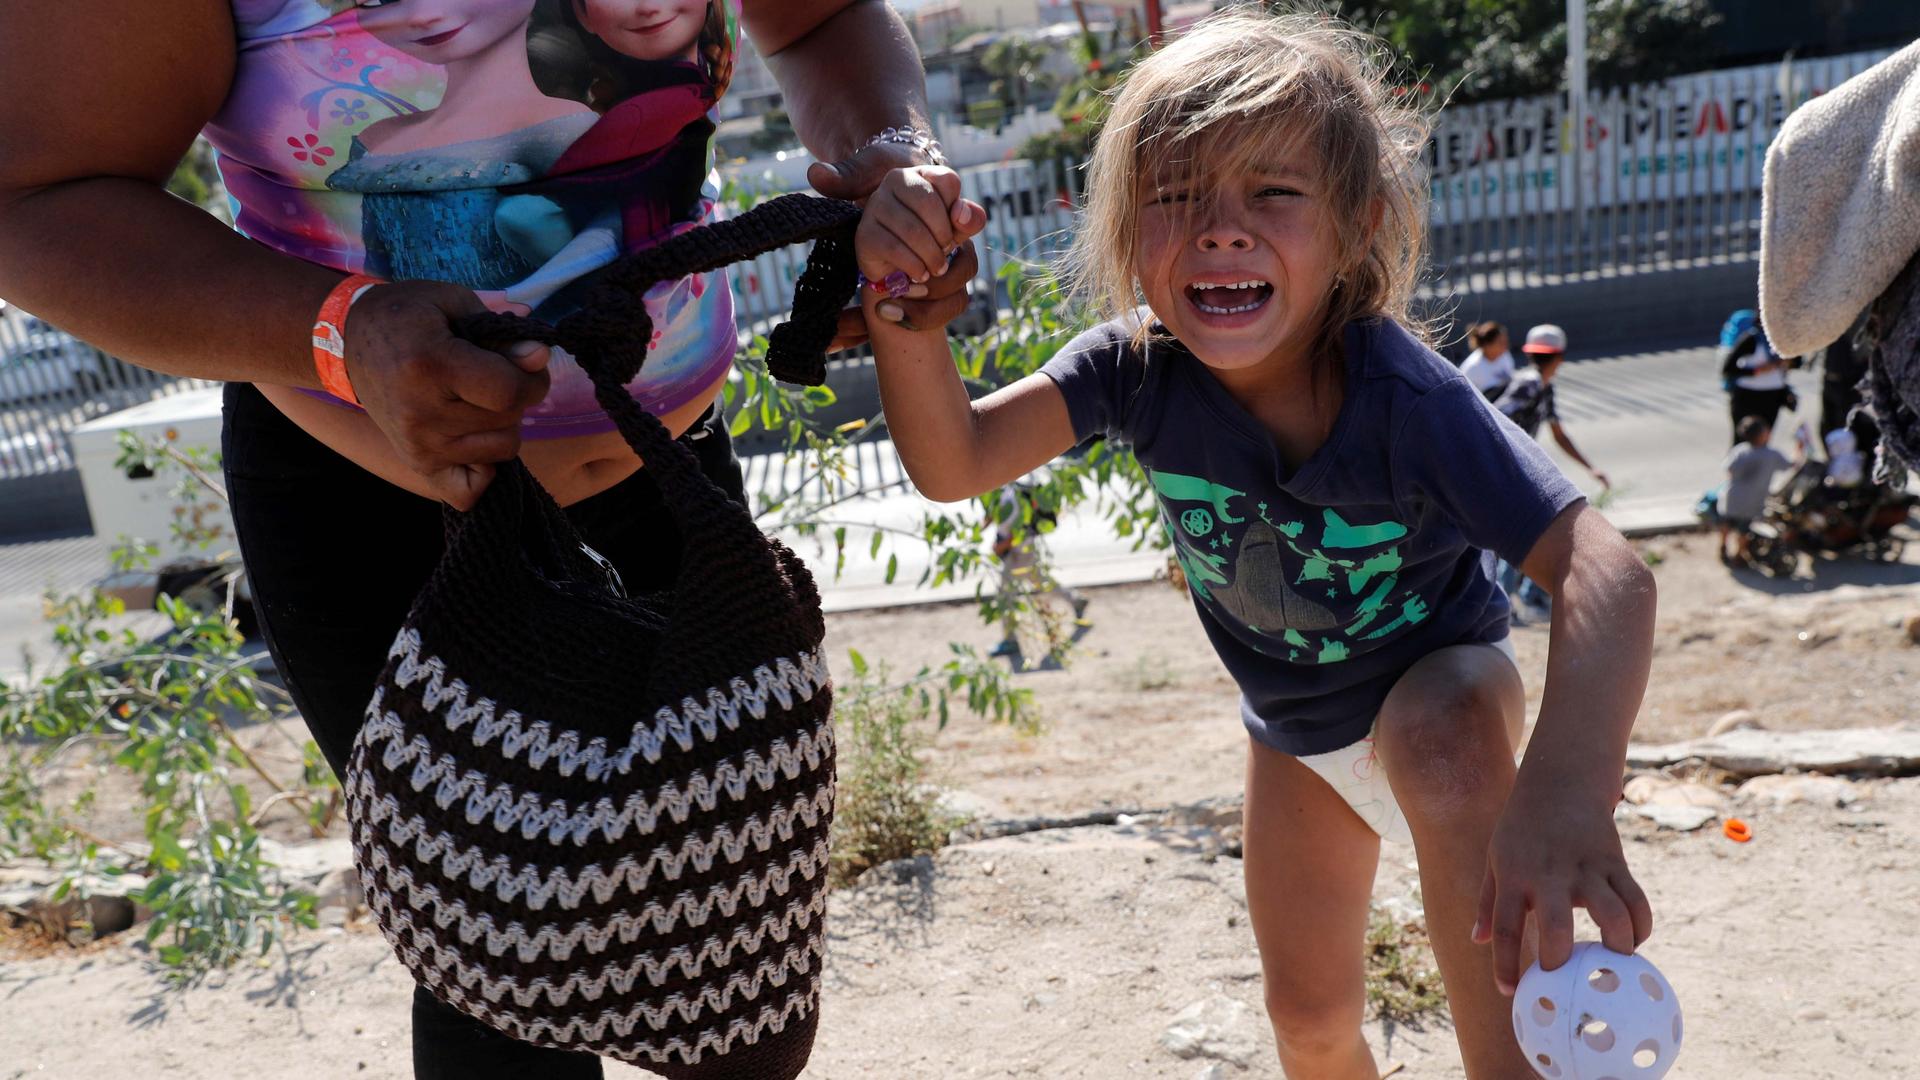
(1729, 386, 1790, 444)
(221, 382, 746, 1079)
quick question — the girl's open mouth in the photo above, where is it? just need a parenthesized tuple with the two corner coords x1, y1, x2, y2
(1186, 279, 1274, 316)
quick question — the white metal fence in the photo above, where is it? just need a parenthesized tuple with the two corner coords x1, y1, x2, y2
(1425, 48, 1890, 288)
(728, 155, 1079, 337)
(0, 312, 214, 482)
(1, 49, 1890, 484)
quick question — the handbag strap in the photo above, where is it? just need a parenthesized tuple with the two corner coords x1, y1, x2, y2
(437, 194, 861, 588)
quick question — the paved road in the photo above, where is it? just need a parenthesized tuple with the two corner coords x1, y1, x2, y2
(0, 344, 1818, 675)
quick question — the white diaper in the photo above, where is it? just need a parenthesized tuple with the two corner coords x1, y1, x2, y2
(1296, 637, 1520, 845)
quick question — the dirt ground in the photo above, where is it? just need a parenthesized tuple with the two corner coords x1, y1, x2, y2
(2, 535, 1918, 1079)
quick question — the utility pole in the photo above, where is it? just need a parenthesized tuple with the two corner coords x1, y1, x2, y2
(1566, 0, 1588, 274)
(1143, 0, 1163, 44)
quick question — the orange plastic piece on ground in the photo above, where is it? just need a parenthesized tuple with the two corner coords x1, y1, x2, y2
(1723, 817, 1753, 843)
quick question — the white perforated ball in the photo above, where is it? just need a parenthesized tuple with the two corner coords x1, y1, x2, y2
(1512, 943, 1682, 1080)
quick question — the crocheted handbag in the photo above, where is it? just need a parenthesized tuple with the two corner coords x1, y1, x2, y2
(345, 194, 862, 1077)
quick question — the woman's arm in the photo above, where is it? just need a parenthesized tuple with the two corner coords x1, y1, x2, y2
(864, 296, 1078, 504)
(0, 2, 553, 508)
(742, 0, 982, 337)
(1476, 502, 1657, 992)
(0, 1, 331, 384)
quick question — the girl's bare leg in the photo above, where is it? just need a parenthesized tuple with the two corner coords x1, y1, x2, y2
(1243, 736, 1385, 1079)
(1374, 644, 1533, 1079)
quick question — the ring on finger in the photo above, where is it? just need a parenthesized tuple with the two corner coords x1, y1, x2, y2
(858, 269, 914, 299)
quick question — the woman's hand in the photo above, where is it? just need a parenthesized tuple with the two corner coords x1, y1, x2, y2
(342, 280, 551, 510)
(809, 142, 986, 349)
(1474, 781, 1654, 996)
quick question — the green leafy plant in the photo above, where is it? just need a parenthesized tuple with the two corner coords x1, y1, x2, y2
(1365, 906, 1448, 1023)
(1128, 653, 1179, 692)
(0, 434, 334, 982)
(827, 647, 1036, 886)
(740, 260, 1163, 664)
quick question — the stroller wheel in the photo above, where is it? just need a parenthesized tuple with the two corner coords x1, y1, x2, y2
(1746, 534, 1797, 578)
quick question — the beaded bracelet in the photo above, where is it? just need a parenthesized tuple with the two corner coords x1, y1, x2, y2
(864, 125, 947, 167)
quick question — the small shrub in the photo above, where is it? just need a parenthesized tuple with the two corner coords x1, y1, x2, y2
(0, 433, 334, 983)
(827, 648, 1036, 887)
(1365, 908, 1448, 1024)
(1128, 653, 1178, 691)
(827, 687, 956, 887)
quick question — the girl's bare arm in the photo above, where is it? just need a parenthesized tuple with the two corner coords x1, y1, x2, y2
(862, 294, 1079, 503)
(1477, 502, 1658, 992)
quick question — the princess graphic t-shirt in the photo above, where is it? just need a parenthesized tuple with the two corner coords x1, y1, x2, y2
(204, 0, 742, 437)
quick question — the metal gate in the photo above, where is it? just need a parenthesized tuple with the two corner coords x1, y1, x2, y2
(0, 310, 213, 482)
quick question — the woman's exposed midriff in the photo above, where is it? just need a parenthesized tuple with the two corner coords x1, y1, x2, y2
(254, 369, 727, 507)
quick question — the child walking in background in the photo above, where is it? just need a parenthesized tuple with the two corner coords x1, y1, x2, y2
(1458, 320, 1513, 402)
(1719, 416, 1805, 564)
(1493, 325, 1609, 620)
(853, 9, 1657, 1078)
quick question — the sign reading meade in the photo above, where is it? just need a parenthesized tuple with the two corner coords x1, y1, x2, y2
(1426, 49, 1894, 227)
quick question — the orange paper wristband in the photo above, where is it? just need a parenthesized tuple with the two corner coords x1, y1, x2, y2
(311, 274, 382, 405)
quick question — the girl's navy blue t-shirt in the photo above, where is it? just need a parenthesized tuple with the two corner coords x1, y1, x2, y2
(1042, 315, 1584, 755)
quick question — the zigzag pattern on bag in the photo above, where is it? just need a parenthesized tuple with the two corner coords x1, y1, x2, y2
(421, 959, 820, 1067)
(359, 710, 834, 846)
(352, 827, 831, 960)
(351, 195, 856, 1073)
(349, 774, 833, 913)
(370, 860, 829, 972)
(365, 880, 825, 1014)
(385, 630, 831, 782)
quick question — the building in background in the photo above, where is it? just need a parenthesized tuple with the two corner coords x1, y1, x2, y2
(717, 33, 779, 122)
(1703, 0, 1920, 66)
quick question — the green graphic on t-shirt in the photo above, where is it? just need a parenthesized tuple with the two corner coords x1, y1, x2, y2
(1151, 472, 1248, 525)
(1151, 467, 1430, 665)
(1321, 508, 1408, 549)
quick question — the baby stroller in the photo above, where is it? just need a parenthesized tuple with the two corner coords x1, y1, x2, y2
(1764, 459, 1916, 560)
(1699, 456, 1917, 576)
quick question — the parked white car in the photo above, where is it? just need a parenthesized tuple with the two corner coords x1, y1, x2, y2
(0, 315, 107, 405)
(0, 429, 68, 472)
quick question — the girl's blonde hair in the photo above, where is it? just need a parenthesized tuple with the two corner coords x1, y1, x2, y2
(1065, 6, 1433, 366)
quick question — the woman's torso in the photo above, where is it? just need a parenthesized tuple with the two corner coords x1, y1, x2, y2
(205, 0, 743, 502)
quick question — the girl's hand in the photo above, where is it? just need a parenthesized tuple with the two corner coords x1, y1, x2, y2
(810, 145, 985, 351)
(1473, 782, 1653, 996)
(855, 165, 982, 327)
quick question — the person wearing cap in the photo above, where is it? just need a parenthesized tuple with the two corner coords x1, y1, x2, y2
(1495, 324, 1611, 490)
(1494, 325, 1610, 619)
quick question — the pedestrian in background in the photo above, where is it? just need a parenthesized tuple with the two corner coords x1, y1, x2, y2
(1495, 324, 1611, 491)
(1718, 416, 1806, 565)
(1725, 320, 1799, 445)
(1458, 320, 1513, 402)
(986, 481, 1087, 671)
(1494, 324, 1610, 621)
